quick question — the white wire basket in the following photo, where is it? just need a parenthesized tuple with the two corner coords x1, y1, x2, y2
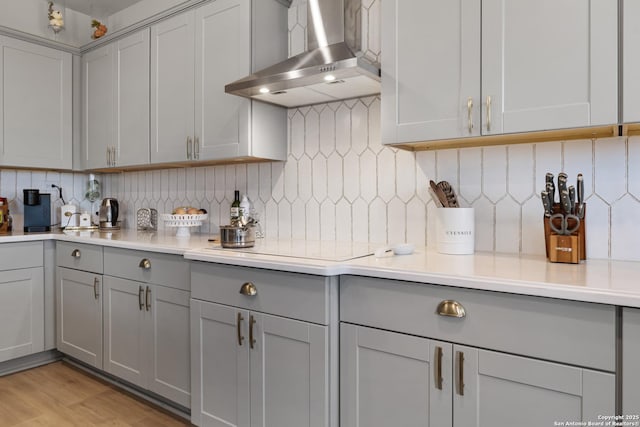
(160, 213, 208, 237)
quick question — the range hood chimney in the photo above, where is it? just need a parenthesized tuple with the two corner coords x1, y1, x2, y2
(225, 0, 380, 108)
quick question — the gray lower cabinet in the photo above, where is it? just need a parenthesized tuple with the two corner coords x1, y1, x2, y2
(103, 247, 191, 408)
(342, 324, 615, 427)
(103, 276, 191, 408)
(56, 266, 103, 368)
(340, 276, 616, 426)
(56, 242, 104, 368)
(190, 262, 337, 427)
(623, 307, 640, 413)
(0, 241, 44, 363)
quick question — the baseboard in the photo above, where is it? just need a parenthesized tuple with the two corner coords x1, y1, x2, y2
(62, 357, 191, 421)
(0, 350, 63, 376)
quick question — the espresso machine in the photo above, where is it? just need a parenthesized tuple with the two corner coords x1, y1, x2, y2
(23, 189, 51, 232)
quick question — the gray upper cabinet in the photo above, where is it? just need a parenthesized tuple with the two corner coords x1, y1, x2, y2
(381, 0, 480, 143)
(150, 11, 195, 164)
(151, 0, 288, 165)
(84, 29, 150, 169)
(1, 37, 72, 169)
(382, 0, 618, 146)
(83, 44, 113, 170)
(113, 29, 150, 167)
(624, 0, 640, 123)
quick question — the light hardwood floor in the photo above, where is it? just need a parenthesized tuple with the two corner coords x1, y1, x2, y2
(0, 361, 191, 426)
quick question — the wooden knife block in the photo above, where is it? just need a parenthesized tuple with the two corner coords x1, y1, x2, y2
(544, 203, 586, 264)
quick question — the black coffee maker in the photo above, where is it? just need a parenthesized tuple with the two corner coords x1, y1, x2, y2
(23, 189, 51, 232)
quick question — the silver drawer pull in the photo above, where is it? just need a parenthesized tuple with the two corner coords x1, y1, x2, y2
(239, 282, 257, 296)
(436, 300, 466, 318)
(71, 249, 81, 258)
(139, 258, 151, 269)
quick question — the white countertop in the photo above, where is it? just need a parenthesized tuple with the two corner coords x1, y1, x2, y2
(2, 230, 640, 307)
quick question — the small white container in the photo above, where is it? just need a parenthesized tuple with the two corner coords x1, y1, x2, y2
(61, 204, 78, 228)
(436, 207, 475, 254)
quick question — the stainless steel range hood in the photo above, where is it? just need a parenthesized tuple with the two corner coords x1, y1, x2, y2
(225, 0, 380, 108)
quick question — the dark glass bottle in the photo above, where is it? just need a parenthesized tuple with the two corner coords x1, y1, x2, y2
(230, 190, 240, 225)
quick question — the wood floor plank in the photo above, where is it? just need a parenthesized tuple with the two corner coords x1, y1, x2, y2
(0, 362, 190, 427)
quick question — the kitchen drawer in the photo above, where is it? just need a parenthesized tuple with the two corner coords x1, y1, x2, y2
(191, 262, 333, 325)
(56, 241, 103, 274)
(340, 275, 616, 372)
(103, 247, 189, 290)
(0, 241, 42, 270)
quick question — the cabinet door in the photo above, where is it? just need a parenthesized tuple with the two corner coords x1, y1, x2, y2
(114, 28, 150, 167)
(453, 346, 615, 426)
(482, 0, 617, 134)
(623, 307, 640, 413)
(191, 300, 250, 427)
(250, 313, 328, 427)
(624, 0, 640, 123)
(103, 276, 146, 388)
(83, 44, 113, 170)
(194, 0, 250, 160)
(381, 0, 480, 144)
(0, 37, 72, 169)
(148, 285, 191, 408)
(341, 323, 452, 427)
(0, 268, 44, 362)
(151, 11, 195, 164)
(56, 267, 103, 368)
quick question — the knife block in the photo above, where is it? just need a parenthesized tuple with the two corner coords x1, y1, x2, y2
(544, 203, 586, 264)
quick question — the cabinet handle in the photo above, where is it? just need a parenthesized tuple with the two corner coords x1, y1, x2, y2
(186, 136, 192, 160)
(93, 277, 100, 299)
(435, 346, 443, 390)
(71, 249, 81, 258)
(112, 147, 117, 167)
(237, 312, 245, 346)
(456, 351, 465, 396)
(467, 97, 473, 134)
(436, 300, 466, 318)
(194, 136, 200, 160)
(139, 258, 151, 269)
(485, 95, 492, 132)
(138, 286, 144, 310)
(106, 148, 110, 167)
(249, 315, 256, 349)
(239, 282, 257, 296)
(145, 286, 151, 311)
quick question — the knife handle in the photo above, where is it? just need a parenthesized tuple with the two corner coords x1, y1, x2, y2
(560, 189, 572, 214)
(568, 186, 576, 215)
(541, 191, 551, 217)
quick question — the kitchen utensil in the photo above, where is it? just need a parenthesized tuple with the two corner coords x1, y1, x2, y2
(541, 191, 551, 217)
(576, 174, 585, 218)
(219, 225, 256, 248)
(99, 198, 119, 229)
(137, 208, 158, 231)
(549, 213, 580, 236)
(545, 173, 555, 203)
(437, 181, 459, 208)
(429, 188, 445, 208)
(430, 180, 450, 208)
(560, 189, 572, 215)
(568, 185, 576, 215)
